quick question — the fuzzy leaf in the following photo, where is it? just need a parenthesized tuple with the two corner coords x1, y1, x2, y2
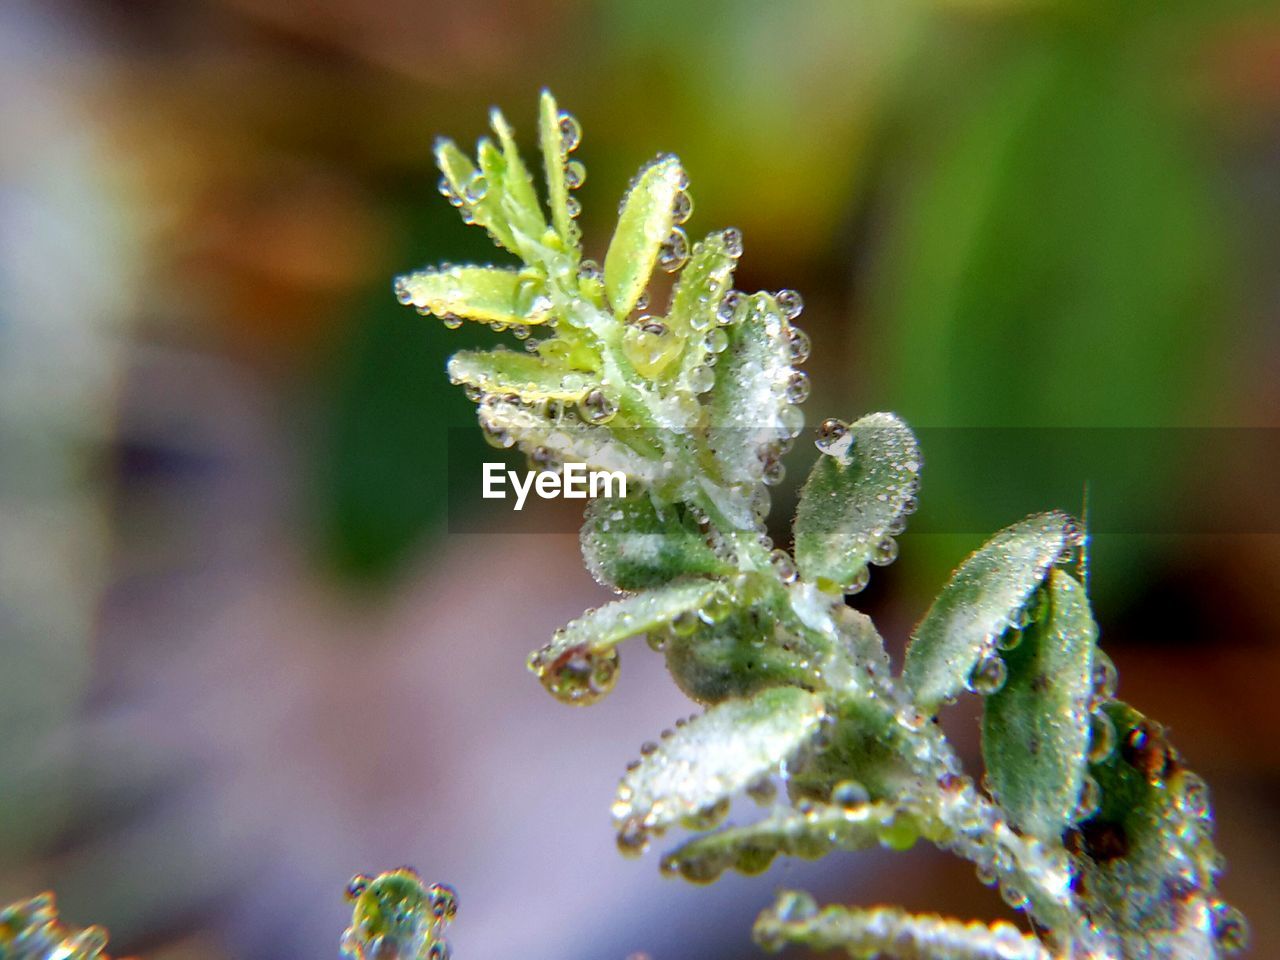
(754, 898, 1052, 960)
(1072, 702, 1237, 957)
(476, 399, 661, 480)
(580, 494, 733, 591)
(538, 90, 575, 246)
(903, 511, 1076, 713)
(982, 568, 1096, 840)
(434, 137, 518, 252)
(704, 293, 797, 486)
(793, 412, 920, 590)
(447, 350, 594, 402)
(613, 687, 826, 834)
(604, 155, 683, 316)
(531, 578, 721, 666)
(396, 266, 542, 326)
(487, 108, 548, 244)
(661, 800, 914, 883)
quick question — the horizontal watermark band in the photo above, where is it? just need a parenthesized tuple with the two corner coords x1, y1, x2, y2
(443, 426, 1280, 535)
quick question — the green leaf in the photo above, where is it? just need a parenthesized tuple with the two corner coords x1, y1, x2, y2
(434, 137, 518, 252)
(793, 412, 920, 590)
(660, 800, 914, 884)
(395, 266, 543, 326)
(667, 231, 735, 340)
(1072, 702, 1237, 956)
(447, 349, 595, 403)
(704, 293, 797, 487)
(538, 90, 575, 246)
(982, 568, 1095, 840)
(754, 898, 1051, 960)
(476, 398, 660, 481)
(604, 154, 683, 316)
(527, 579, 723, 707)
(613, 687, 826, 836)
(487, 108, 548, 244)
(580, 494, 733, 591)
(903, 511, 1076, 713)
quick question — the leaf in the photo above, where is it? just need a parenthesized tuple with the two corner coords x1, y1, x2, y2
(1072, 702, 1238, 957)
(660, 800, 914, 884)
(395, 266, 543, 326)
(580, 494, 733, 591)
(793, 412, 920, 590)
(754, 898, 1052, 960)
(613, 687, 826, 835)
(703, 293, 797, 486)
(476, 399, 661, 481)
(434, 137, 517, 252)
(487, 108, 548, 244)
(902, 511, 1076, 713)
(982, 568, 1096, 840)
(538, 89, 575, 246)
(667, 231, 736, 341)
(604, 154, 683, 316)
(447, 349, 595, 403)
(530, 578, 722, 667)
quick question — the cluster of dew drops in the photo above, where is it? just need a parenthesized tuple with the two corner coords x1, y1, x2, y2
(0, 892, 111, 960)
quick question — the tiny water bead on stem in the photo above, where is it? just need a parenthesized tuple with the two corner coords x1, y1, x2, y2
(400, 92, 1246, 960)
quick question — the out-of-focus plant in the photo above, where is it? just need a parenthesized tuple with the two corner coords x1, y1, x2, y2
(385, 93, 1248, 960)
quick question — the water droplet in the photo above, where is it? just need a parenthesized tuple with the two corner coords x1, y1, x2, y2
(785, 371, 810, 404)
(996, 626, 1022, 651)
(1087, 710, 1116, 763)
(787, 328, 811, 363)
(558, 112, 582, 152)
(688, 364, 715, 394)
(830, 779, 870, 810)
(1212, 901, 1249, 954)
(658, 227, 690, 272)
(565, 196, 582, 218)
(539, 644, 619, 705)
(565, 159, 586, 189)
(1074, 775, 1101, 821)
(698, 587, 732, 624)
(616, 817, 648, 857)
(441, 313, 464, 330)
(427, 884, 458, 924)
(774, 890, 818, 923)
(578, 388, 617, 424)
(346, 875, 372, 902)
(1121, 720, 1170, 782)
(635, 291, 650, 311)
(577, 259, 602, 282)
(869, 536, 898, 567)
(815, 418, 851, 456)
(1179, 772, 1211, 819)
(1091, 650, 1117, 706)
(1000, 883, 1029, 911)
(975, 863, 998, 887)
(966, 654, 1007, 695)
(639, 740, 658, 756)
(721, 227, 743, 259)
(704, 328, 729, 353)
(770, 549, 798, 582)
(482, 422, 514, 448)
(671, 610, 700, 637)
(761, 457, 785, 486)
(463, 175, 488, 204)
(511, 324, 530, 340)
(660, 191, 690, 230)
(845, 565, 871, 595)
(776, 289, 803, 320)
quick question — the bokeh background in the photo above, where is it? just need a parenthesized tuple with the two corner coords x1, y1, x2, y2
(2, 0, 1279, 958)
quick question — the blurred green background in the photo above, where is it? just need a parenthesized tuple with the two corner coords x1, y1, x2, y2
(2, 1, 1278, 959)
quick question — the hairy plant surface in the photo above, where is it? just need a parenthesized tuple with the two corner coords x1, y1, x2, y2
(1, 92, 1248, 960)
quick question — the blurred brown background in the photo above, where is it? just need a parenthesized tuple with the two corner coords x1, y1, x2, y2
(1, 1, 1278, 958)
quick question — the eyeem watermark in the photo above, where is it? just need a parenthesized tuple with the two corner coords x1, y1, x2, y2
(483, 462, 627, 510)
